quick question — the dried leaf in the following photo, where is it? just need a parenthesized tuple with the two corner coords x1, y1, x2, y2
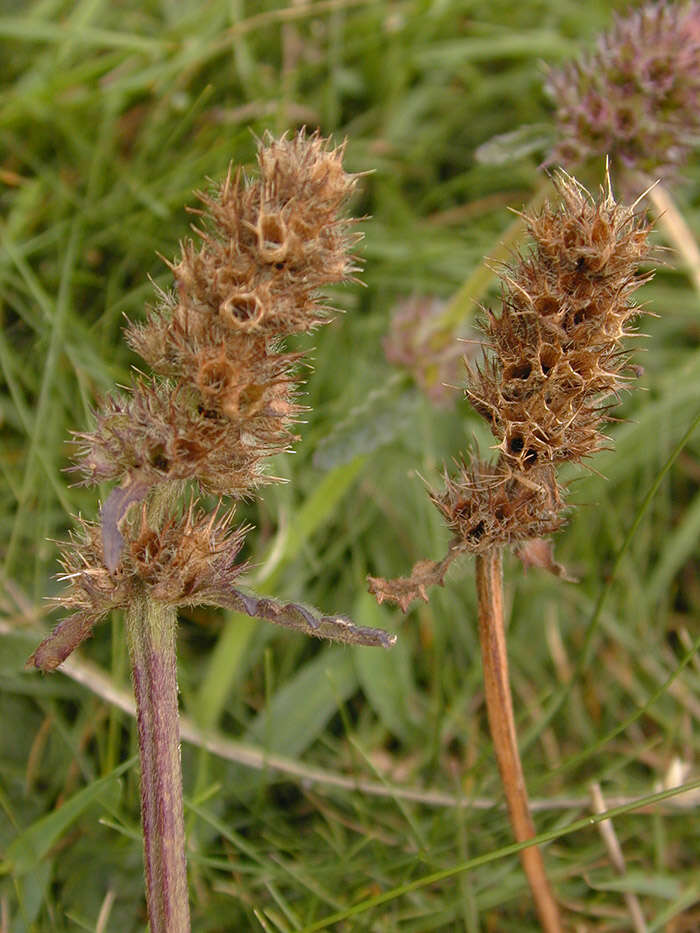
(204, 587, 397, 648)
(26, 611, 105, 672)
(367, 550, 457, 613)
(515, 537, 578, 582)
(100, 478, 151, 572)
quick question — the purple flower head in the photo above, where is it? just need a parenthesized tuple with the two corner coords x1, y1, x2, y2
(547, 2, 700, 185)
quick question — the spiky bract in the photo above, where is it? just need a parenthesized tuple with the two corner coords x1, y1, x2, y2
(29, 505, 247, 670)
(79, 131, 360, 497)
(369, 172, 653, 610)
(432, 461, 564, 555)
(32, 132, 394, 669)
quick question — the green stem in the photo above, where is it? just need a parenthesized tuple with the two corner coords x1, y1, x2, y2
(126, 593, 190, 933)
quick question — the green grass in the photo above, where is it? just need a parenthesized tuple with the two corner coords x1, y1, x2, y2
(2, 0, 700, 930)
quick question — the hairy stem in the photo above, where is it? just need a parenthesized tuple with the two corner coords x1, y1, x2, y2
(475, 549, 561, 933)
(126, 593, 190, 933)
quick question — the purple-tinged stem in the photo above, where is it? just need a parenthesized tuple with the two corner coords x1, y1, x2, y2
(126, 593, 190, 933)
(475, 549, 561, 933)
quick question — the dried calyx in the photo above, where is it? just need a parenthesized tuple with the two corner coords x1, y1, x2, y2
(369, 171, 653, 611)
(78, 132, 362, 497)
(31, 131, 395, 671)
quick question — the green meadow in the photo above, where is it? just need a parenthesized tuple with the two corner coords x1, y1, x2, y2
(2, 2, 699, 929)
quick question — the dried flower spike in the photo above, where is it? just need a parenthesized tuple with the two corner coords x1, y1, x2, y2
(76, 132, 363, 499)
(28, 132, 393, 933)
(547, 1, 700, 185)
(31, 131, 393, 671)
(369, 169, 652, 610)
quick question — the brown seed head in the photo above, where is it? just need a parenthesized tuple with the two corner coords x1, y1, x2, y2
(468, 171, 652, 473)
(33, 131, 395, 668)
(369, 171, 654, 611)
(76, 130, 359, 500)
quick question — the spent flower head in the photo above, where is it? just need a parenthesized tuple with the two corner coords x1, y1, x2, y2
(547, 1, 700, 185)
(77, 131, 362, 497)
(30, 131, 394, 671)
(369, 171, 654, 610)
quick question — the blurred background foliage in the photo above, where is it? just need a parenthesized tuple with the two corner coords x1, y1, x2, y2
(1, 1, 699, 930)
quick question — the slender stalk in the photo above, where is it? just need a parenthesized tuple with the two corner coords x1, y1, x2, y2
(647, 182, 700, 296)
(590, 782, 648, 933)
(126, 593, 190, 933)
(475, 549, 561, 933)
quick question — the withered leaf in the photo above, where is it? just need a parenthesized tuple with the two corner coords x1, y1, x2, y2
(367, 551, 457, 613)
(100, 478, 151, 572)
(515, 537, 577, 582)
(207, 588, 396, 648)
(26, 611, 105, 672)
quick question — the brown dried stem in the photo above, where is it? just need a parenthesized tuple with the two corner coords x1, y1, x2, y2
(475, 549, 562, 933)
